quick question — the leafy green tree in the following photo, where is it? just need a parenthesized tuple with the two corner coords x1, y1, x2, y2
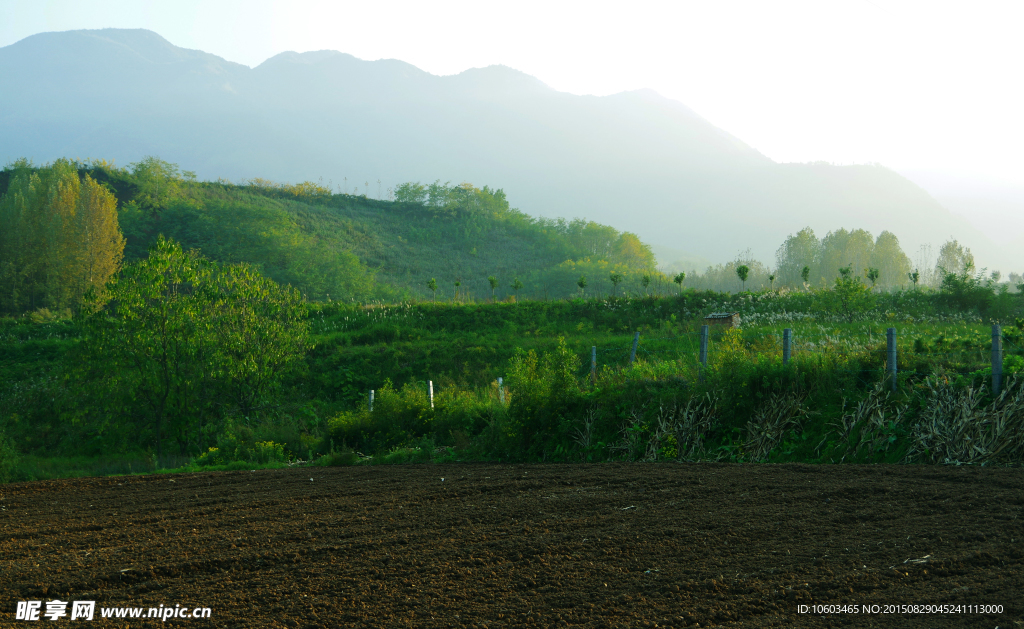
(829, 265, 874, 322)
(640, 274, 651, 296)
(908, 270, 920, 290)
(775, 227, 820, 288)
(939, 265, 992, 314)
(510, 277, 524, 301)
(736, 265, 750, 291)
(768, 274, 776, 290)
(820, 229, 874, 285)
(614, 232, 656, 269)
(576, 274, 587, 298)
(935, 239, 975, 277)
(488, 275, 499, 301)
(801, 265, 810, 286)
(673, 271, 686, 294)
(129, 156, 196, 211)
(394, 182, 428, 204)
(870, 231, 911, 290)
(81, 237, 307, 462)
(609, 272, 624, 296)
(427, 278, 438, 301)
(866, 267, 880, 289)
(454, 279, 461, 301)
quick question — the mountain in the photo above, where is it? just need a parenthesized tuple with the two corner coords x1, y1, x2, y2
(1, 28, 1017, 274)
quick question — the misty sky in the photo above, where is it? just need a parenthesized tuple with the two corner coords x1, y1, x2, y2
(3, 0, 1023, 240)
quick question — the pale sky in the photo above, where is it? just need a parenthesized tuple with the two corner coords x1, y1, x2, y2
(3, 0, 1023, 231)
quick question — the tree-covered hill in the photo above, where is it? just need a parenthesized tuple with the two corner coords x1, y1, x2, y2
(0, 158, 660, 310)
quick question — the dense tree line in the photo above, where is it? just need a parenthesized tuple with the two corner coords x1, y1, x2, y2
(774, 227, 913, 290)
(0, 159, 124, 315)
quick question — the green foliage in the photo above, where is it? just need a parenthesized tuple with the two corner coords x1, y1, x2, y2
(0, 429, 18, 483)
(77, 237, 308, 461)
(0, 159, 124, 314)
(194, 440, 288, 466)
(673, 272, 686, 293)
(939, 266, 994, 315)
(688, 256, 769, 293)
(818, 265, 875, 322)
(866, 267, 880, 287)
(325, 380, 502, 456)
(505, 337, 581, 457)
(609, 272, 623, 296)
(487, 275, 499, 300)
(6, 157, 1024, 475)
(736, 264, 750, 289)
(774, 227, 911, 291)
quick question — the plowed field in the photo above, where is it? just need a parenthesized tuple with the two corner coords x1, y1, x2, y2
(2, 463, 1022, 628)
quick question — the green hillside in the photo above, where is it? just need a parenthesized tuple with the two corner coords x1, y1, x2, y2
(0, 158, 659, 307)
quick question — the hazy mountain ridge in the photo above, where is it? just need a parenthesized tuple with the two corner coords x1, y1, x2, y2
(1, 28, 1017, 273)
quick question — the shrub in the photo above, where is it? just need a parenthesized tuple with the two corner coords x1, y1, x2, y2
(0, 431, 19, 483)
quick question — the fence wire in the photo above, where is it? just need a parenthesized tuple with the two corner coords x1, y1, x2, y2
(581, 324, 1020, 391)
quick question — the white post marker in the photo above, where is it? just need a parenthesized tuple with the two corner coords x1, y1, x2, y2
(429, 380, 434, 409)
(369, 389, 374, 412)
(497, 377, 505, 404)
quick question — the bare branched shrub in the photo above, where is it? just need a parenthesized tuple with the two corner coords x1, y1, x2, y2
(909, 376, 1024, 465)
(830, 382, 908, 462)
(744, 391, 806, 462)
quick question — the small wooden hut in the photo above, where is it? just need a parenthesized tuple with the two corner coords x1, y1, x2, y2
(704, 312, 740, 328)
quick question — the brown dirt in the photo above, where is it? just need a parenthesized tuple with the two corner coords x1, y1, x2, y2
(1, 463, 1022, 628)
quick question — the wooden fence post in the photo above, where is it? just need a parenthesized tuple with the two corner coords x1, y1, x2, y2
(993, 324, 1003, 395)
(629, 331, 640, 365)
(886, 327, 897, 392)
(783, 328, 792, 365)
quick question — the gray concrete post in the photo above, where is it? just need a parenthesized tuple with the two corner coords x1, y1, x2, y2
(886, 328, 897, 392)
(993, 324, 1003, 395)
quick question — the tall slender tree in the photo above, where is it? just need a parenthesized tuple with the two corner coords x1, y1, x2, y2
(673, 271, 686, 294)
(488, 275, 499, 301)
(736, 265, 750, 291)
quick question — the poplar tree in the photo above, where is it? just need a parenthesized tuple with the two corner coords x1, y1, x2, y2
(0, 159, 124, 314)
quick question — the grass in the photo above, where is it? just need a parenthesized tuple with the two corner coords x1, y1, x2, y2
(3, 288, 1023, 481)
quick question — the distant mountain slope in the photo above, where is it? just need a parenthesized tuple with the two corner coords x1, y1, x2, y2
(0, 28, 1016, 272)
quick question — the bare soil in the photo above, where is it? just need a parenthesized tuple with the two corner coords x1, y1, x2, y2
(1, 463, 1022, 628)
